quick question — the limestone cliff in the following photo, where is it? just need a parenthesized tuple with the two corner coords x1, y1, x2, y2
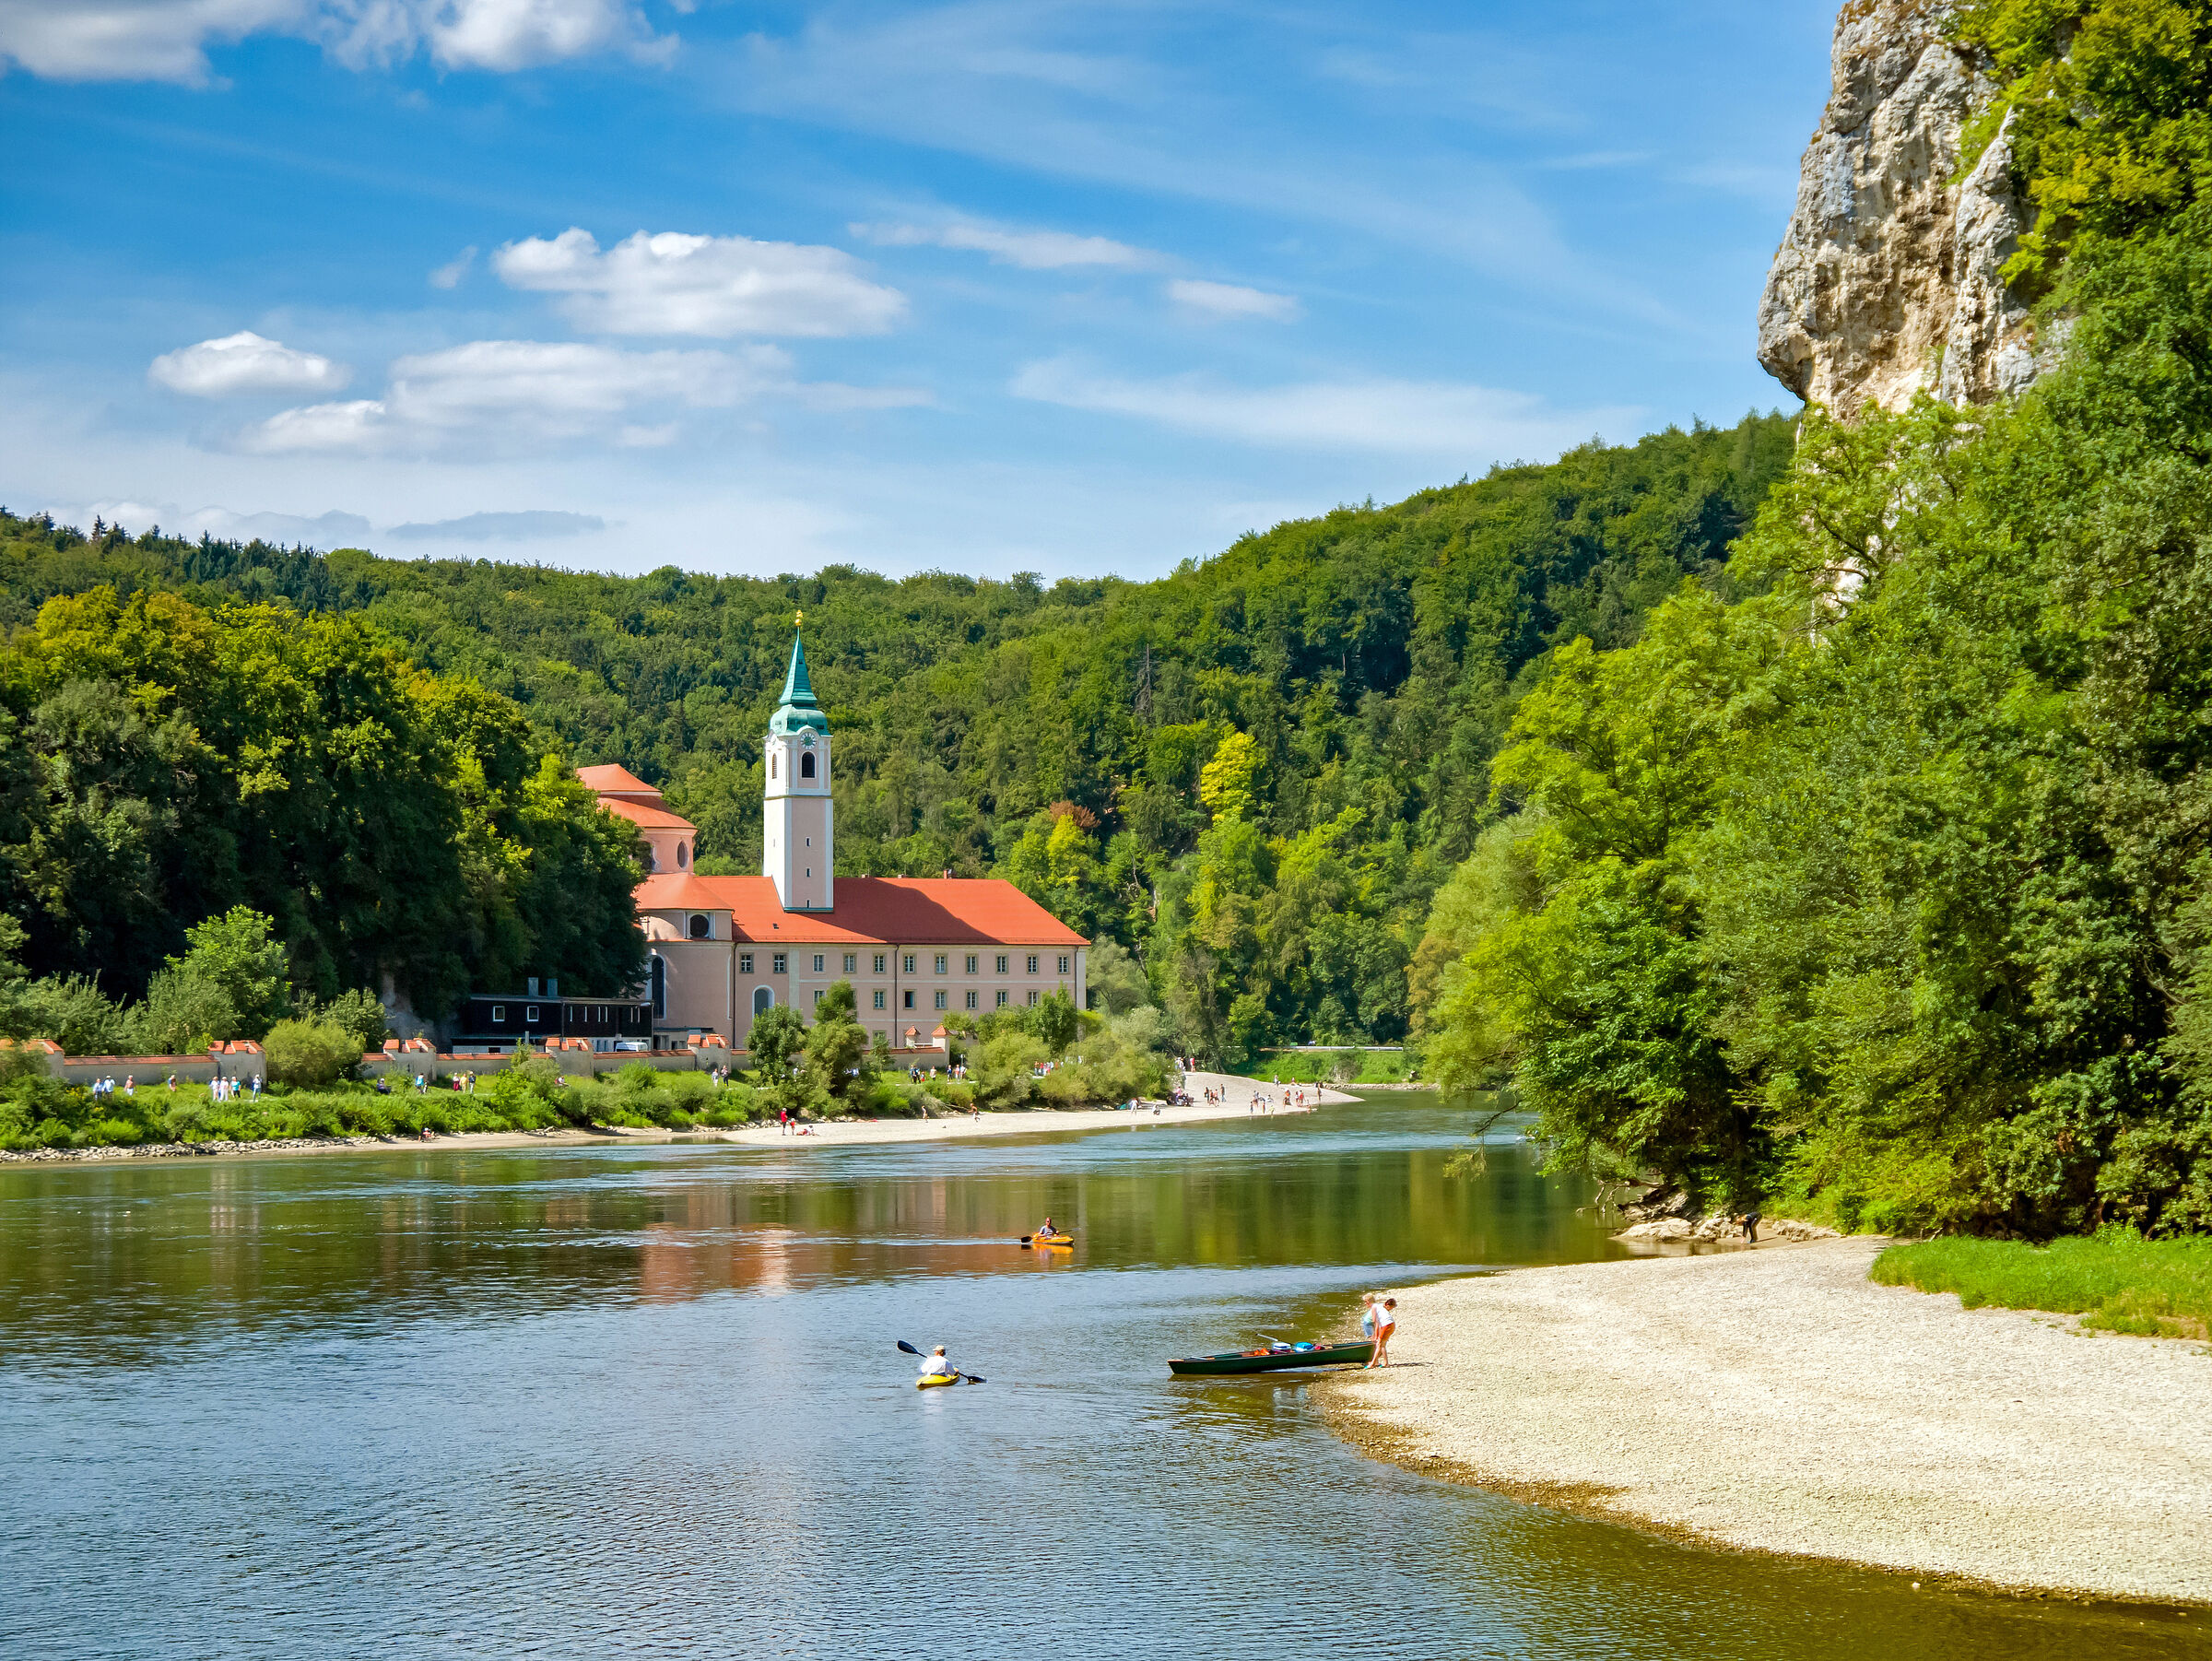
(1758, 1, 2039, 416)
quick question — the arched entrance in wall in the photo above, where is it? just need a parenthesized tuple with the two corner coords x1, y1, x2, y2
(753, 985, 773, 1017)
(650, 953, 666, 1021)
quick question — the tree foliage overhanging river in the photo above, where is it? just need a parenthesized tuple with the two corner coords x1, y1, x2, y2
(0, 1098, 2196, 1659)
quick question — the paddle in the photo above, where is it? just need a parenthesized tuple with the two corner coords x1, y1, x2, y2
(896, 1338, 985, 1385)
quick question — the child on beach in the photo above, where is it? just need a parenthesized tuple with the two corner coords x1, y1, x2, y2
(1368, 1297, 1397, 1367)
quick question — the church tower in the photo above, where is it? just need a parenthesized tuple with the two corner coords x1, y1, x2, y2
(763, 630, 832, 912)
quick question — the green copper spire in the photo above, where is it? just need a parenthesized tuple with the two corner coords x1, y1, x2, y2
(779, 631, 817, 709)
(769, 629, 829, 736)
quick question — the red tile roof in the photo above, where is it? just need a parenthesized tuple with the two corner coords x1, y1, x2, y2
(577, 763, 661, 799)
(600, 796, 697, 832)
(633, 874, 1087, 947)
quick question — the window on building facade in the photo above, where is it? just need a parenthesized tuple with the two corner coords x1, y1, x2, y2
(526, 1005, 539, 1021)
(772, 953, 787, 973)
(902, 953, 916, 972)
(677, 842, 688, 869)
(843, 952, 856, 972)
(965, 990, 978, 1010)
(903, 990, 915, 1008)
(651, 956, 665, 1021)
(873, 953, 887, 973)
(872, 989, 885, 1009)
(813, 954, 825, 973)
(995, 990, 1008, 1007)
(740, 953, 754, 973)
(1058, 955, 1070, 974)
(800, 751, 816, 779)
(770, 753, 777, 780)
(754, 986, 772, 1015)
(688, 913, 710, 939)
(812, 989, 823, 1007)
(492, 1005, 505, 1023)
(994, 954, 1008, 974)
(934, 953, 947, 974)
(1027, 990, 1040, 1007)
(934, 990, 947, 1009)
(1026, 954, 1039, 974)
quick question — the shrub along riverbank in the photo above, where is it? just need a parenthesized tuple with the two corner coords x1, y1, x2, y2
(1871, 1232, 2212, 1341)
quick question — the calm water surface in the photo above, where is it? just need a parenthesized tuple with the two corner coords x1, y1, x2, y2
(0, 1096, 2198, 1659)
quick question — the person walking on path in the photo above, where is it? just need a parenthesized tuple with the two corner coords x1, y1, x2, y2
(1367, 1297, 1397, 1367)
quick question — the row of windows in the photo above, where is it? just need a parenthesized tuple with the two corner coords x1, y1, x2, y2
(727, 949, 1072, 977)
(716, 946, 1070, 972)
(812, 987, 1042, 1011)
(488, 1004, 625, 1024)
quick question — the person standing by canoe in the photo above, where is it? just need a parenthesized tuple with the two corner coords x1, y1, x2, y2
(1368, 1297, 1397, 1367)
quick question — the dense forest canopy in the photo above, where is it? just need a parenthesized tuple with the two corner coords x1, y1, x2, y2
(0, 582, 647, 1024)
(1, 410, 1793, 1057)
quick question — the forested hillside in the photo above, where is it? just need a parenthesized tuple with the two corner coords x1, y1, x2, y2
(0, 411, 1792, 1055)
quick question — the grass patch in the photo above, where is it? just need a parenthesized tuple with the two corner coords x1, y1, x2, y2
(1235, 1048, 1417, 1086)
(1870, 1231, 2212, 1340)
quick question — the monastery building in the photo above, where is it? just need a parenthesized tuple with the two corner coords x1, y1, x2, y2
(580, 633, 1088, 1052)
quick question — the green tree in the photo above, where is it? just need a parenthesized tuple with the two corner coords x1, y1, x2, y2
(167, 906, 291, 1037)
(747, 1004, 817, 1116)
(806, 980, 873, 1108)
(262, 1019, 365, 1087)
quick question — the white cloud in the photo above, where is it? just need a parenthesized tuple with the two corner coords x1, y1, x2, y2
(241, 339, 776, 454)
(147, 331, 352, 396)
(232, 337, 928, 454)
(422, 0, 665, 73)
(429, 246, 478, 289)
(851, 218, 1159, 271)
(0, 0, 300, 82)
(1008, 359, 1639, 460)
(494, 228, 907, 338)
(1165, 278, 1299, 324)
(0, 0, 665, 83)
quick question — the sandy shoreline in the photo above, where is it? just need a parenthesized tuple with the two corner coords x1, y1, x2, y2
(1317, 1239, 2212, 1606)
(2, 1076, 1353, 1166)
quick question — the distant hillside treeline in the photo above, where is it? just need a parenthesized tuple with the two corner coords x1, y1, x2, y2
(1, 411, 1794, 1053)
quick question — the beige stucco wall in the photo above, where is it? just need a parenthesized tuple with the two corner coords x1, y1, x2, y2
(641, 914, 1085, 1052)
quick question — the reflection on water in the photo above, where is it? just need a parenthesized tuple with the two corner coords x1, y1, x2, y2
(0, 1099, 2200, 1659)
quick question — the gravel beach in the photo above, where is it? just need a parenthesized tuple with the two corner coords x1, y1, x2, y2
(1319, 1238, 2212, 1605)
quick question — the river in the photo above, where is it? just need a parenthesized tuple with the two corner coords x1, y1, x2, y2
(0, 1095, 2197, 1658)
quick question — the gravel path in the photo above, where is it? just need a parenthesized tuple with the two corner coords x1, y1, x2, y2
(1318, 1238, 2212, 1605)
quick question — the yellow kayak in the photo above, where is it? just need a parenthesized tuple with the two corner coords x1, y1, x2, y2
(916, 1372, 962, 1389)
(1029, 1233, 1074, 1248)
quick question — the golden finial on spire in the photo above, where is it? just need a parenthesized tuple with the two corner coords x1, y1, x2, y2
(794, 608, 803, 628)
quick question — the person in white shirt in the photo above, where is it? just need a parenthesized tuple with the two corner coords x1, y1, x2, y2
(919, 1345, 957, 1379)
(1368, 1297, 1398, 1367)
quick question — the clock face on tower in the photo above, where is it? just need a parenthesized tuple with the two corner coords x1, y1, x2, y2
(801, 733, 815, 748)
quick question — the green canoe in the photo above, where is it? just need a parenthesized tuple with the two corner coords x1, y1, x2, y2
(1166, 1340, 1374, 1376)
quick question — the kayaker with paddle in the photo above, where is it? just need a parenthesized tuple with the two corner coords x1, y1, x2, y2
(919, 1343, 956, 1382)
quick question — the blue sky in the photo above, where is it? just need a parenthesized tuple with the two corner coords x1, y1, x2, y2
(0, 1, 1831, 579)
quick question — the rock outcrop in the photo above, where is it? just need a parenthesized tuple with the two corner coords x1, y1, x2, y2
(1758, 1, 2037, 416)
